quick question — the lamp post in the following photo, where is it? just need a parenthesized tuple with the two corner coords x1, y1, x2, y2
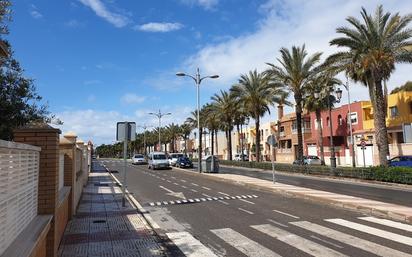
(138, 124, 153, 155)
(344, 77, 356, 167)
(176, 68, 219, 173)
(315, 87, 342, 170)
(149, 110, 171, 152)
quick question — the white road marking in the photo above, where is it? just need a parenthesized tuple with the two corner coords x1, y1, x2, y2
(218, 200, 229, 205)
(252, 224, 346, 257)
(166, 232, 218, 257)
(326, 218, 412, 246)
(149, 203, 155, 207)
(181, 185, 187, 189)
(224, 196, 230, 200)
(173, 183, 179, 186)
(273, 210, 299, 219)
(180, 179, 187, 183)
(191, 183, 199, 186)
(239, 199, 255, 205)
(167, 180, 172, 183)
(202, 193, 211, 197)
(293, 220, 412, 257)
(211, 228, 280, 257)
(358, 217, 412, 232)
(238, 208, 254, 215)
(267, 219, 288, 228)
(159, 185, 175, 194)
(202, 186, 211, 190)
(190, 189, 198, 192)
(310, 235, 344, 249)
(171, 176, 176, 179)
(218, 192, 230, 196)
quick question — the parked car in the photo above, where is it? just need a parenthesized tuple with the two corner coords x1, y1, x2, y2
(176, 156, 193, 168)
(234, 153, 249, 161)
(168, 153, 185, 166)
(148, 152, 170, 170)
(388, 156, 412, 167)
(132, 154, 146, 165)
(293, 156, 322, 165)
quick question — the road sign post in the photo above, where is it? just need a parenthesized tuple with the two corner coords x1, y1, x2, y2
(360, 139, 366, 167)
(117, 122, 136, 207)
(267, 135, 277, 184)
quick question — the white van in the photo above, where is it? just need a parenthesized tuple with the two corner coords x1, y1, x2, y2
(148, 152, 170, 170)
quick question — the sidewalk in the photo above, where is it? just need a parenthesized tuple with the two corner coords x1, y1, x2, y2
(197, 172, 412, 224)
(58, 166, 167, 257)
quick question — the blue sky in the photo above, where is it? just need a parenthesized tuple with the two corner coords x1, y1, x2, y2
(8, 0, 412, 144)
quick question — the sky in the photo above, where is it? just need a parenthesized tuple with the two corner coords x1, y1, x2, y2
(7, 0, 412, 145)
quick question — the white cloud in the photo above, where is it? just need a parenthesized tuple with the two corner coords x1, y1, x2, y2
(180, 0, 219, 10)
(30, 4, 43, 19)
(135, 22, 183, 32)
(183, 0, 412, 111)
(121, 93, 146, 104)
(78, 0, 129, 28)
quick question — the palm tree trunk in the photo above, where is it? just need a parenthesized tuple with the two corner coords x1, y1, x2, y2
(236, 124, 241, 154)
(199, 128, 203, 162)
(228, 128, 233, 160)
(225, 130, 230, 160)
(215, 130, 218, 157)
(184, 135, 187, 155)
(211, 130, 215, 156)
(316, 109, 325, 165)
(295, 96, 304, 161)
(255, 117, 261, 162)
(372, 80, 390, 166)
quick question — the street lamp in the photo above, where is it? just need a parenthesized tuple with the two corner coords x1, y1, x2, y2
(138, 124, 153, 155)
(176, 68, 219, 173)
(149, 110, 171, 152)
(315, 87, 342, 170)
(343, 76, 356, 167)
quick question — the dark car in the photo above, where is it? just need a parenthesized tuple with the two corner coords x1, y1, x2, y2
(176, 156, 193, 168)
(388, 156, 412, 168)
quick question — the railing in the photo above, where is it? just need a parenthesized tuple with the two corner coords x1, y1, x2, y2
(0, 140, 40, 255)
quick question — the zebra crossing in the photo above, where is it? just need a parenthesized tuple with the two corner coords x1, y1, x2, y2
(170, 216, 412, 257)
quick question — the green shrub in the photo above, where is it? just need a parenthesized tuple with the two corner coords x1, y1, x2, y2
(219, 160, 412, 184)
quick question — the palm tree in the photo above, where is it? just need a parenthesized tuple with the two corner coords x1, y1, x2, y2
(185, 109, 205, 160)
(166, 123, 180, 152)
(180, 123, 192, 155)
(266, 45, 321, 162)
(203, 103, 220, 158)
(326, 5, 412, 166)
(304, 70, 340, 165)
(211, 90, 237, 160)
(231, 70, 288, 162)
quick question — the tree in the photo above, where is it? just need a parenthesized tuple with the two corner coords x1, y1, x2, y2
(0, 2, 48, 140)
(166, 123, 180, 152)
(180, 123, 192, 154)
(203, 103, 220, 158)
(326, 5, 412, 166)
(304, 70, 340, 165)
(232, 70, 289, 162)
(266, 45, 321, 162)
(211, 90, 237, 160)
(391, 81, 412, 94)
(185, 109, 205, 160)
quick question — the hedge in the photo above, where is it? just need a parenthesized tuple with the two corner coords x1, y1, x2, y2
(219, 160, 412, 185)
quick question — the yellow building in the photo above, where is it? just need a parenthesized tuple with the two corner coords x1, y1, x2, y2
(361, 91, 412, 143)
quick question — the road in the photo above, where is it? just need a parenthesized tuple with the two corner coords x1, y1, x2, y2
(202, 164, 412, 207)
(99, 159, 412, 257)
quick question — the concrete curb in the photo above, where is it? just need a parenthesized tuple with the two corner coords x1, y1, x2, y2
(172, 166, 412, 224)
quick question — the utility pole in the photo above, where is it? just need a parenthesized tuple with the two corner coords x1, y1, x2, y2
(149, 110, 171, 152)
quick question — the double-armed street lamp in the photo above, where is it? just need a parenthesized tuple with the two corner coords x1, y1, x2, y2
(176, 68, 219, 173)
(149, 110, 171, 152)
(315, 87, 343, 170)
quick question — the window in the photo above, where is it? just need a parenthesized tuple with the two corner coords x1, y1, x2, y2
(348, 112, 358, 124)
(326, 117, 330, 127)
(338, 115, 343, 126)
(390, 106, 399, 118)
(280, 126, 285, 132)
(304, 120, 311, 130)
(292, 121, 297, 131)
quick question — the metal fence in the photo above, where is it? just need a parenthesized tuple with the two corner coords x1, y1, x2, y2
(0, 140, 40, 255)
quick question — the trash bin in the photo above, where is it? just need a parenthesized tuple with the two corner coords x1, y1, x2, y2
(201, 155, 219, 173)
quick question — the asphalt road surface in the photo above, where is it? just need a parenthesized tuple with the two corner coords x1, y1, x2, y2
(99, 159, 412, 257)
(199, 163, 412, 207)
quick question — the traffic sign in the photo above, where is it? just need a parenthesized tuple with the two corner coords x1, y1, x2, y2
(266, 135, 277, 147)
(116, 122, 136, 141)
(360, 139, 366, 149)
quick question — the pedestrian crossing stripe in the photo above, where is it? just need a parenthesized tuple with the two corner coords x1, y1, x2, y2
(147, 194, 258, 207)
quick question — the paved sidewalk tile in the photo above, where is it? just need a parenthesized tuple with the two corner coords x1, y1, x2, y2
(58, 170, 166, 257)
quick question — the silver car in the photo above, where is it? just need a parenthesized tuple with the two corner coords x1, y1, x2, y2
(148, 152, 170, 170)
(168, 153, 185, 166)
(132, 154, 146, 165)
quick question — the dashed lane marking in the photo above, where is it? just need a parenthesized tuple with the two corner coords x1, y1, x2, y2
(239, 199, 255, 205)
(146, 194, 258, 207)
(190, 189, 198, 192)
(238, 208, 254, 215)
(273, 210, 300, 219)
(202, 186, 211, 190)
(191, 183, 199, 187)
(218, 192, 230, 196)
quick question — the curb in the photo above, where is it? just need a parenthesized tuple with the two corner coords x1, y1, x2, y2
(172, 166, 412, 224)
